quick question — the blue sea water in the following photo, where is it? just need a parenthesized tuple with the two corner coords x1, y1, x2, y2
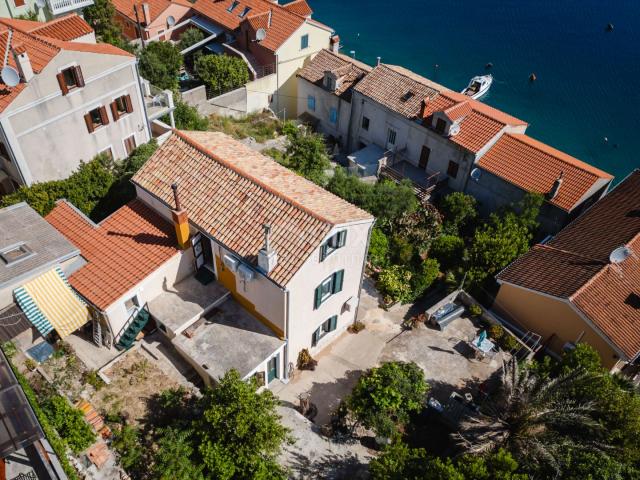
(308, 0, 640, 182)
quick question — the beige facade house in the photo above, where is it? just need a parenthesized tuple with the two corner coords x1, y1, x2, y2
(113, 0, 193, 42)
(494, 169, 640, 372)
(0, 15, 151, 193)
(44, 129, 373, 388)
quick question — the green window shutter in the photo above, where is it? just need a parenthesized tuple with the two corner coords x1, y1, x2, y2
(332, 270, 344, 294)
(311, 328, 320, 347)
(319, 243, 328, 262)
(329, 315, 337, 332)
(337, 230, 347, 247)
(314, 285, 322, 309)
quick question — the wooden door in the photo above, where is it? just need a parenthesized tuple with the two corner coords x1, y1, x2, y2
(267, 355, 278, 383)
(419, 145, 431, 170)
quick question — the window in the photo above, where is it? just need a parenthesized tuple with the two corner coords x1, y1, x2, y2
(84, 106, 109, 133)
(56, 66, 84, 95)
(227, 0, 239, 12)
(124, 135, 137, 156)
(110, 94, 133, 121)
(314, 270, 344, 309)
(311, 315, 337, 346)
(387, 128, 397, 146)
(400, 91, 414, 102)
(100, 146, 114, 161)
(0, 243, 33, 265)
(361, 116, 370, 131)
(307, 95, 315, 111)
(447, 160, 459, 179)
(323, 74, 335, 91)
(435, 118, 447, 134)
(124, 295, 139, 315)
(238, 6, 251, 17)
(320, 230, 347, 261)
(300, 34, 309, 50)
(329, 107, 337, 124)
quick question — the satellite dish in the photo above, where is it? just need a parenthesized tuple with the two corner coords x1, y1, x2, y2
(1, 66, 20, 88)
(256, 28, 266, 42)
(449, 123, 461, 136)
(609, 246, 632, 264)
(35, 0, 46, 8)
(470, 167, 481, 181)
(166, 15, 176, 27)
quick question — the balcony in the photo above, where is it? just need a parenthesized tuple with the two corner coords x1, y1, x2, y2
(47, 0, 93, 16)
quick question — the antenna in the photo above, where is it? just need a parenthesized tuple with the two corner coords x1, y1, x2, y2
(3, 29, 13, 68)
(470, 167, 481, 181)
(256, 28, 266, 42)
(166, 15, 176, 27)
(609, 246, 632, 264)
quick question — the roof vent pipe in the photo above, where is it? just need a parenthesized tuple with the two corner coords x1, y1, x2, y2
(258, 223, 278, 273)
(376, 56, 381, 66)
(268, 9, 272, 27)
(547, 171, 564, 200)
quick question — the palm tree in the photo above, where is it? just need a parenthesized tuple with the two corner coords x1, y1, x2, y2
(456, 358, 604, 475)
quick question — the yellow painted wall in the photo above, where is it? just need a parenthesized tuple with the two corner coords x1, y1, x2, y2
(494, 283, 622, 369)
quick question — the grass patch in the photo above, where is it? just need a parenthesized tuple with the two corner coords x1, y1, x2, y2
(207, 112, 282, 143)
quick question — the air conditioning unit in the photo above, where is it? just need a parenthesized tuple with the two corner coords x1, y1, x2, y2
(223, 253, 239, 272)
(237, 264, 255, 282)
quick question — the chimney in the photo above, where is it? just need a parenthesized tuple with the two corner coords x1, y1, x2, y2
(547, 171, 564, 200)
(419, 97, 429, 120)
(376, 56, 381, 66)
(12, 45, 33, 82)
(258, 224, 278, 273)
(170, 182, 190, 249)
(142, 2, 151, 25)
(330, 35, 339, 53)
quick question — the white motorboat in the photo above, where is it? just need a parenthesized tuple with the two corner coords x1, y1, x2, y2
(461, 74, 493, 99)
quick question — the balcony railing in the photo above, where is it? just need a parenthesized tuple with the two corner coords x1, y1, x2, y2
(47, 0, 93, 15)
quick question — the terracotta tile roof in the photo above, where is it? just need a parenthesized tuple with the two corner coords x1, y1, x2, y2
(0, 17, 131, 112)
(478, 134, 613, 212)
(45, 200, 180, 311)
(192, 0, 308, 52)
(113, 0, 191, 23)
(498, 170, 640, 358)
(132, 131, 373, 286)
(28, 14, 94, 41)
(297, 49, 372, 102)
(282, 0, 312, 17)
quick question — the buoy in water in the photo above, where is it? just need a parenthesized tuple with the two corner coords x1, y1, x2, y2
(606, 23, 614, 32)
(604, 136, 609, 143)
(485, 62, 493, 69)
(529, 73, 537, 82)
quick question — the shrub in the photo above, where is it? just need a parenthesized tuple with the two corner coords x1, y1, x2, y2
(377, 265, 413, 304)
(83, 370, 105, 391)
(348, 321, 365, 334)
(488, 324, 505, 341)
(346, 362, 428, 439)
(500, 334, 518, 351)
(297, 349, 317, 370)
(369, 228, 389, 267)
(407, 258, 440, 301)
(25, 358, 37, 371)
(139, 41, 183, 90)
(389, 234, 415, 265)
(283, 128, 331, 185)
(195, 54, 249, 96)
(468, 304, 482, 317)
(178, 28, 205, 51)
(430, 234, 465, 271)
(112, 424, 145, 473)
(172, 100, 209, 131)
(42, 395, 96, 453)
(2, 341, 17, 359)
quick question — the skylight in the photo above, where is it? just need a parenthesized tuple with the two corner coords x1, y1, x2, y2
(0, 243, 34, 266)
(227, 0, 239, 12)
(239, 6, 251, 18)
(400, 91, 415, 102)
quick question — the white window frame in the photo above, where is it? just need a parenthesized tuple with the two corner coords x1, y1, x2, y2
(319, 277, 334, 303)
(124, 294, 140, 316)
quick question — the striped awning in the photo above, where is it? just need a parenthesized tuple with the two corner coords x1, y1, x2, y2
(14, 267, 90, 339)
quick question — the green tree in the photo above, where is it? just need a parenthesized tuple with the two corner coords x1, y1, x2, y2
(347, 362, 428, 439)
(42, 396, 96, 454)
(195, 54, 249, 95)
(112, 424, 145, 473)
(458, 358, 603, 476)
(393, 201, 442, 254)
(171, 100, 209, 130)
(408, 258, 440, 301)
(440, 192, 478, 235)
(151, 427, 205, 480)
(139, 42, 183, 90)
(283, 129, 330, 184)
(370, 180, 418, 229)
(178, 28, 205, 51)
(83, 0, 131, 50)
(369, 227, 389, 267)
(430, 234, 465, 271)
(195, 369, 290, 480)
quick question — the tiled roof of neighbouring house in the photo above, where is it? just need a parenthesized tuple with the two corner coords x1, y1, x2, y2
(497, 170, 640, 358)
(45, 200, 180, 311)
(132, 130, 373, 286)
(297, 49, 372, 102)
(192, 0, 319, 52)
(282, 0, 312, 17)
(477, 133, 613, 212)
(112, 0, 192, 23)
(0, 17, 133, 113)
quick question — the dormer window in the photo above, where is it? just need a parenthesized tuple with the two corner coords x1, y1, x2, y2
(434, 117, 447, 134)
(227, 0, 239, 12)
(323, 73, 336, 91)
(239, 6, 251, 17)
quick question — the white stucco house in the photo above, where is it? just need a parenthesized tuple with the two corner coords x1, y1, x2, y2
(0, 14, 151, 194)
(45, 129, 374, 389)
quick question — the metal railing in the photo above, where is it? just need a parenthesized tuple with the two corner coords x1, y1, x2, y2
(46, 0, 93, 15)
